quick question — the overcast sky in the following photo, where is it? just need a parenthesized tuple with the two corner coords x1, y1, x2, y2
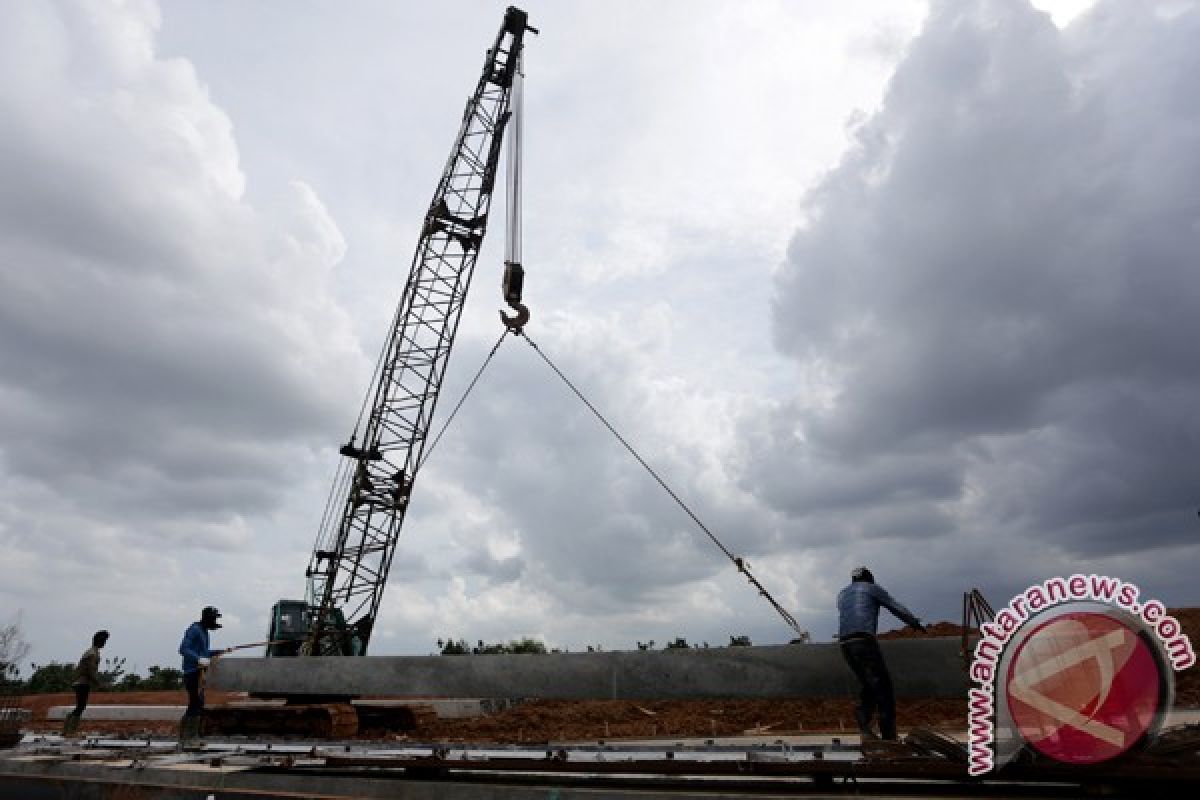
(2, 0, 1197, 675)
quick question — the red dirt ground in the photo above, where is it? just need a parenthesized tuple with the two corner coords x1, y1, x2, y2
(19, 691, 240, 738)
(17, 609, 1197, 742)
(877, 620, 973, 639)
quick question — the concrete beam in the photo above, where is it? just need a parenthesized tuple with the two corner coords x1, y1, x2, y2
(0, 708, 31, 723)
(209, 639, 969, 699)
(47, 706, 184, 721)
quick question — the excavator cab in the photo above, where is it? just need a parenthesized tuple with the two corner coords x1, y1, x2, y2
(265, 600, 311, 657)
(267, 600, 361, 657)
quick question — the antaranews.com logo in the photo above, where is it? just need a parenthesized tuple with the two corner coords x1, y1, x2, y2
(967, 574, 1195, 776)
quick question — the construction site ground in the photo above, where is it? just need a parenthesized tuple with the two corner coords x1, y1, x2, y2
(18, 692, 968, 741)
(16, 610, 1199, 743)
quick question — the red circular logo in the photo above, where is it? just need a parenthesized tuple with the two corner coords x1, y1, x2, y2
(1005, 611, 1163, 764)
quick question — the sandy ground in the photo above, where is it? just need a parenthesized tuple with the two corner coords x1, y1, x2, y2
(14, 610, 1197, 742)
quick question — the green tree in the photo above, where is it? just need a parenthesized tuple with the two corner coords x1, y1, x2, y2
(117, 673, 143, 691)
(141, 666, 183, 690)
(438, 637, 470, 655)
(27, 662, 75, 693)
(439, 637, 550, 654)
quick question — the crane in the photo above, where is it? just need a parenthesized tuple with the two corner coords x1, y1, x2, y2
(267, 6, 536, 658)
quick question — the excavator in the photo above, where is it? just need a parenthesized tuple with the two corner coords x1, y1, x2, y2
(203, 7, 535, 737)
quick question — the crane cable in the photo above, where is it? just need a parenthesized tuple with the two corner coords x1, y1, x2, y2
(516, 330, 808, 641)
(418, 328, 511, 471)
(309, 317, 502, 565)
(388, 321, 807, 640)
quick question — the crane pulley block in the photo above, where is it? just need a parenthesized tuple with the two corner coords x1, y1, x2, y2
(339, 442, 382, 461)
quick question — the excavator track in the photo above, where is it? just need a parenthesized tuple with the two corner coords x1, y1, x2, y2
(203, 703, 359, 738)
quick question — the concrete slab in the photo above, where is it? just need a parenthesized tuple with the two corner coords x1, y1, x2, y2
(210, 639, 969, 699)
(46, 705, 184, 721)
(5, 732, 1198, 798)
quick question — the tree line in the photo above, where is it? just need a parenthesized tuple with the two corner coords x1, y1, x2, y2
(436, 635, 754, 655)
(4, 657, 184, 694)
(2, 617, 183, 694)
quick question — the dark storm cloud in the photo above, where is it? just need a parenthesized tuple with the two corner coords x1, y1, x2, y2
(764, 0, 1200, 569)
(738, 399, 965, 518)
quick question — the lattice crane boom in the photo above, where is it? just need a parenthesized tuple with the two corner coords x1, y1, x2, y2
(275, 7, 534, 657)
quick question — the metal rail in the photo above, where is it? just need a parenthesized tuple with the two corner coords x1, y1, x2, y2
(6, 728, 1200, 798)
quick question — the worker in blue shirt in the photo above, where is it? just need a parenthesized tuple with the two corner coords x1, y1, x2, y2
(837, 567, 925, 741)
(177, 606, 230, 742)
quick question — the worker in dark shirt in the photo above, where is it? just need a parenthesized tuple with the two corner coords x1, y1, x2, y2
(63, 630, 109, 737)
(837, 567, 925, 740)
(177, 606, 230, 742)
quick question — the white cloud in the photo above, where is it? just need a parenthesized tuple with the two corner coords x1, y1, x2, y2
(0, 0, 365, 666)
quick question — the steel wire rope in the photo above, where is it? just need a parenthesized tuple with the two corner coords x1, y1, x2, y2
(311, 459, 354, 557)
(352, 298, 408, 441)
(419, 328, 511, 471)
(517, 331, 808, 640)
(302, 328, 508, 645)
(306, 296, 411, 562)
(308, 263, 438, 563)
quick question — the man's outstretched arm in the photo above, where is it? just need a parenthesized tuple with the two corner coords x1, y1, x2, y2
(871, 584, 923, 629)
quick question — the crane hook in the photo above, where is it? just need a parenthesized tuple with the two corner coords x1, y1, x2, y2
(500, 301, 530, 332)
(500, 260, 529, 332)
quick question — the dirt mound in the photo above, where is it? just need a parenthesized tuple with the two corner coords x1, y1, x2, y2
(877, 621, 971, 639)
(414, 697, 966, 743)
(1168, 608, 1199, 705)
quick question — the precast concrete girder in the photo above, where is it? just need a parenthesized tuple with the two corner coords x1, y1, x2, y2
(209, 639, 969, 698)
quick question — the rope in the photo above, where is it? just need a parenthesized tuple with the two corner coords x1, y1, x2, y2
(311, 457, 353, 558)
(419, 329, 510, 471)
(350, 302, 406, 441)
(310, 330, 509, 590)
(517, 331, 808, 640)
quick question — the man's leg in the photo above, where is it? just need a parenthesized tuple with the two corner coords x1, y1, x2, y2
(859, 638, 898, 740)
(64, 684, 89, 736)
(179, 670, 204, 742)
(840, 640, 879, 738)
(71, 684, 89, 718)
(183, 671, 204, 717)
